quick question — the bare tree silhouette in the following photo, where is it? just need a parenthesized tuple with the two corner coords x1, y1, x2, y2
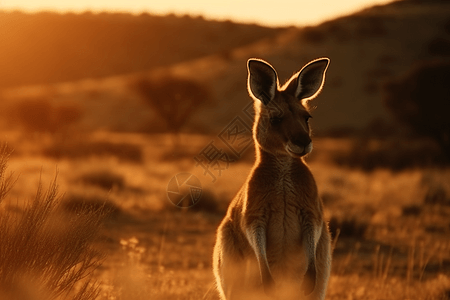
(132, 75, 211, 152)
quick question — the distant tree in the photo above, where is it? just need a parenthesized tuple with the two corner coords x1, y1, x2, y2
(383, 60, 450, 158)
(132, 75, 211, 149)
(14, 97, 53, 133)
(9, 97, 83, 135)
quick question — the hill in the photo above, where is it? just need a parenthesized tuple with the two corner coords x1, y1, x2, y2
(0, 11, 283, 88)
(2, 0, 450, 135)
(175, 0, 450, 134)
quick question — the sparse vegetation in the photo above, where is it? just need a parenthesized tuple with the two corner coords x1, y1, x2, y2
(63, 193, 122, 221)
(332, 137, 447, 171)
(422, 169, 450, 206)
(328, 214, 369, 240)
(0, 130, 449, 299)
(188, 189, 224, 214)
(383, 60, 450, 159)
(77, 170, 125, 191)
(6, 97, 83, 135)
(427, 37, 450, 57)
(43, 140, 143, 163)
(0, 147, 106, 300)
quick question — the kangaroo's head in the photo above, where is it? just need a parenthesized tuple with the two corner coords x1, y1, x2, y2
(247, 58, 329, 158)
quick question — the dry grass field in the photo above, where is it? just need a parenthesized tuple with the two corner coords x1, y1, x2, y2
(0, 130, 449, 300)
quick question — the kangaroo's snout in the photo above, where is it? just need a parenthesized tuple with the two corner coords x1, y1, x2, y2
(285, 140, 313, 157)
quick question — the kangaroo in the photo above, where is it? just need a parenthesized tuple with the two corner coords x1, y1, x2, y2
(213, 58, 331, 300)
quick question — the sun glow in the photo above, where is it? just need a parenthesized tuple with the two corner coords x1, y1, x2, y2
(1, 0, 395, 27)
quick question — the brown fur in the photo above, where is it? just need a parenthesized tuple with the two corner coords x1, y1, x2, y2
(213, 58, 331, 300)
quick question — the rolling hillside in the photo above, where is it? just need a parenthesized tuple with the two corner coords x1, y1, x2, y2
(0, 11, 283, 88)
(2, 0, 450, 134)
(177, 0, 450, 134)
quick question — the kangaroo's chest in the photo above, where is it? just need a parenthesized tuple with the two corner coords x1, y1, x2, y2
(265, 192, 301, 246)
(245, 159, 318, 244)
(262, 165, 317, 242)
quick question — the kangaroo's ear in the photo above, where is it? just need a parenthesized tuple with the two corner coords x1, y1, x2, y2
(295, 58, 330, 101)
(247, 59, 278, 105)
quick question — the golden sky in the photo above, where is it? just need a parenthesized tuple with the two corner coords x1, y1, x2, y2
(1, 0, 394, 26)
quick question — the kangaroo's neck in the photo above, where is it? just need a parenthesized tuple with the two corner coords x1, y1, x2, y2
(249, 146, 318, 202)
(254, 146, 309, 176)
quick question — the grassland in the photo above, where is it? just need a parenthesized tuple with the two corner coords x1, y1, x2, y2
(0, 130, 449, 299)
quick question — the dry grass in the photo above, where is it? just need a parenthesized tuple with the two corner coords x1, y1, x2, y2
(1, 132, 449, 300)
(0, 147, 108, 300)
(0, 146, 16, 202)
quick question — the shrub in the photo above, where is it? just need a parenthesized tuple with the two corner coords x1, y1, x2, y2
(0, 149, 106, 299)
(383, 60, 450, 159)
(188, 189, 223, 214)
(8, 97, 83, 134)
(402, 205, 422, 216)
(333, 137, 447, 171)
(54, 102, 83, 130)
(11, 97, 53, 132)
(424, 185, 450, 206)
(78, 170, 125, 190)
(43, 141, 143, 163)
(328, 215, 368, 240)
(427, 37, 450, 57)
(421, 169, 450, 206)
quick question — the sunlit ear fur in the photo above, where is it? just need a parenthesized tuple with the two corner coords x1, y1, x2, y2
(247, 59, 279, 105)
(283, 58, 330, 106)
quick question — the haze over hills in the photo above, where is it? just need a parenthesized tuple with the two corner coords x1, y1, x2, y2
(165, 0, 450, 134)
(0, 11, 283, 88)
(2, 0, 450, 134)
(190, 0, 450, 134)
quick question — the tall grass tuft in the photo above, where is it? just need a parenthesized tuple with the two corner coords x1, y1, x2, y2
(0, 146, 106, 300)
(0, 146, 15, 202)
